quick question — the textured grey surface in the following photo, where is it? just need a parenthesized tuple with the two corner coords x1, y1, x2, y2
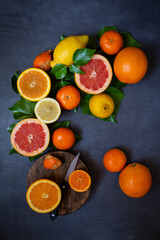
(0, 0, 160, 239)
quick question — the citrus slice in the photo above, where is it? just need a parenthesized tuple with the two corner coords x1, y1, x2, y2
(75, 54, 112, 94)
(69, 170, 91, 192)
(26, 179, 61, 213)
(11, 118, 50, 157)
(17, 68, 51, 101)
(34, 98, 61, 124)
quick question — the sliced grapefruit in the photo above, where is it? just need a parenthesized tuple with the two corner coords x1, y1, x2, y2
(11, 118, 50, 157)
(75, 54, 112, 94)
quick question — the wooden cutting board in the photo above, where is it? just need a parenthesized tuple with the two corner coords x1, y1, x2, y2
(26, 151, 91, 215)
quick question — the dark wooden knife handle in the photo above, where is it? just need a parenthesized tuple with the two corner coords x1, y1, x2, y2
(49, 180, 69, 221)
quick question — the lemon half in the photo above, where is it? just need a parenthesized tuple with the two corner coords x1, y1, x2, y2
(35, 98, 61, 124)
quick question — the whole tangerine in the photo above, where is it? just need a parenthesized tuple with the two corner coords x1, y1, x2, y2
(100, 30, 123, 55)
(56, 85, 81, 110)
(103, 148, 127, 172)
(52, 127, 75, 150)
(119, 163, 152, 198)
(113, 47, 148, 84)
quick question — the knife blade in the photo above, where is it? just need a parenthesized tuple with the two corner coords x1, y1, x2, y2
(49, 152, 80, 221)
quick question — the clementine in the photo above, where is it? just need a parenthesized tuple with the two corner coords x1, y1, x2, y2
(33, 50, 52, 72)
(69, 170, 91, 192)
(100, 30, 123, 55)
(103, 148, 127, 172)
(113, 47, 148, 84)
(43, 154, 62, 170)
(52, 127, 75, 150)
(119, 163, 152, 198)
(56, 85, 81, 110)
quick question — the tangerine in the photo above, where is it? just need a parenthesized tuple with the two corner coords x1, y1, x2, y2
(103, 148, 127, 172)
(119, 163, 152, 198)
(52, 127, 75, 150)
(69, 170, 91, 192)
(56, 85, 81, 110)
(33, 50, 52, 72)
(43, 154, 62, 170)
(100, 30, 123, 55)
(113, 47, 148, 84)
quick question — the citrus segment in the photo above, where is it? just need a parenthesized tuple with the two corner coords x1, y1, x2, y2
(69, 170, 91, 192)
(11, 118, 50, 156)
(26, 179, 61, 213)
(17, 68, 51, 101)
(75, 54, 112, 94)
(34, 98, 61, 124)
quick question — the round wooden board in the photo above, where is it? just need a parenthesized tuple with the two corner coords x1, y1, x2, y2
(27, 151, 91, 215)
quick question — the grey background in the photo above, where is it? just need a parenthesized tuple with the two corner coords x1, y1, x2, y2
(0, 0, 160, 239)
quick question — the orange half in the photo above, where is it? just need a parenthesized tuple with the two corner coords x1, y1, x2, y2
(17, 68, 51, 101)
(69, 170, 91, 192)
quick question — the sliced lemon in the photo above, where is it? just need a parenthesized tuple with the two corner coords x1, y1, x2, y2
(34, 98, 61, 124)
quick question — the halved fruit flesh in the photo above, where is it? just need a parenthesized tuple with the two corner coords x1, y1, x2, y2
(75, 54, 112, 94)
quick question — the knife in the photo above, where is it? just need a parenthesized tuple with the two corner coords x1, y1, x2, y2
(49, 152, 80, 221)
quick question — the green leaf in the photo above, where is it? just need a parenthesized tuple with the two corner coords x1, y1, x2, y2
(7, 122, 19, 133)
(50, 121, 71, 133)
(73, 107, 78, 113)
(60, 35, 66, 41)
(51, 80, 71, 97)
(80, 87, 125, 123)
(50, 64, 67, 79)
(73, 48, 96, 66)
(8, 97, 36, 120)
(120, 31, 141, 48)
(11, 70, 21, 94)
(29, 153, 43, 162)
(96, 26, 118, 40)
(9, 146, 19, 155)
(69, 64, 85, 74)
(86, 35, 98, 49)
(110, 75, 127, 89)
(64, 70, 74, 80)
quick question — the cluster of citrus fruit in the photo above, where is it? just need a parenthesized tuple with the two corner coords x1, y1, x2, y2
(103, 148, 152, 198)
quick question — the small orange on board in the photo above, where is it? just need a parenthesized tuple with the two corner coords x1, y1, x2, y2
(113, 47, 148, 84)
(100, 30, 123, 55)
(17, 68, 51, 101)
(56, 85, 81, 110)
(26, 179, 61, 213)
(103, 148, 127, 172)
(33, 50, 52, 72)
(52, 127, 75, 150)
(119, 163, 152, 198)
(11, 118, 50, 157)
(69, 170, 91, 192)
(43, 154, 62, 170)
(75, 54, 112, 94)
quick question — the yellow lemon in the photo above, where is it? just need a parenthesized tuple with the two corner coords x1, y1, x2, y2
(89, 93, 114, 118)
(50, 35, 89, 67)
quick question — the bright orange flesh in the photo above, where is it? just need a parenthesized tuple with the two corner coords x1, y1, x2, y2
(26, 179, 61, 213)
(17, 68, 51, 101)
(75, 54, 112, 94)
(69, 170, 91, 192)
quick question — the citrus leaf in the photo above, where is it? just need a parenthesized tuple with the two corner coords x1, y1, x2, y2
(86, 35, 98, 49)
(8, 97, 36, 120)
(50, 121, 71, 133)
(110, 75, 127, 89)
(73, 107, 78, 113)
(80, 87, 125, 123)
(11, 70, 21, 94)
(120, 31, 141, 48)
(29, 153, 43, 162)
(9, 146, 19, 155)
(51, 80, 72, 97)
(60, 35, 66, 41)
(64, 70, 74, 80)
(96, 26, 118, 40)
(7, 122, 19, 133)
(50, 64, 67, 79)
(69, 64, 85, 74)
(73, 48, 96, 66)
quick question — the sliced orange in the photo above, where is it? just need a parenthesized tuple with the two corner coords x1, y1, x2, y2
(26, 179, 61, 213)
(69, 170, 91, 192)
(75, 54, 112, 94)
(17, 68, 51, 101)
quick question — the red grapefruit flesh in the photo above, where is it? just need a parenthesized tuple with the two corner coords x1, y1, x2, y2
(75, 54, 112, 94)
(11, 118, 50, 157)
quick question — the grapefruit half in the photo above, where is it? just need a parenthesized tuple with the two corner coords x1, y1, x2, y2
(75, 54, 112, 94)
(11, 118, 50, 157)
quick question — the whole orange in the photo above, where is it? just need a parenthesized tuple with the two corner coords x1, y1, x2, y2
(119, 163, 152, 198)
(100, 30, 123, 55)
(113, 47, 148, 84)
(56, 85, 81, 110)
(52, 127, 75, 150)
(103, 148, 127, 172)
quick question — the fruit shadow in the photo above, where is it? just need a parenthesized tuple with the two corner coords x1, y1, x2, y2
(114, 145, 132, 164)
